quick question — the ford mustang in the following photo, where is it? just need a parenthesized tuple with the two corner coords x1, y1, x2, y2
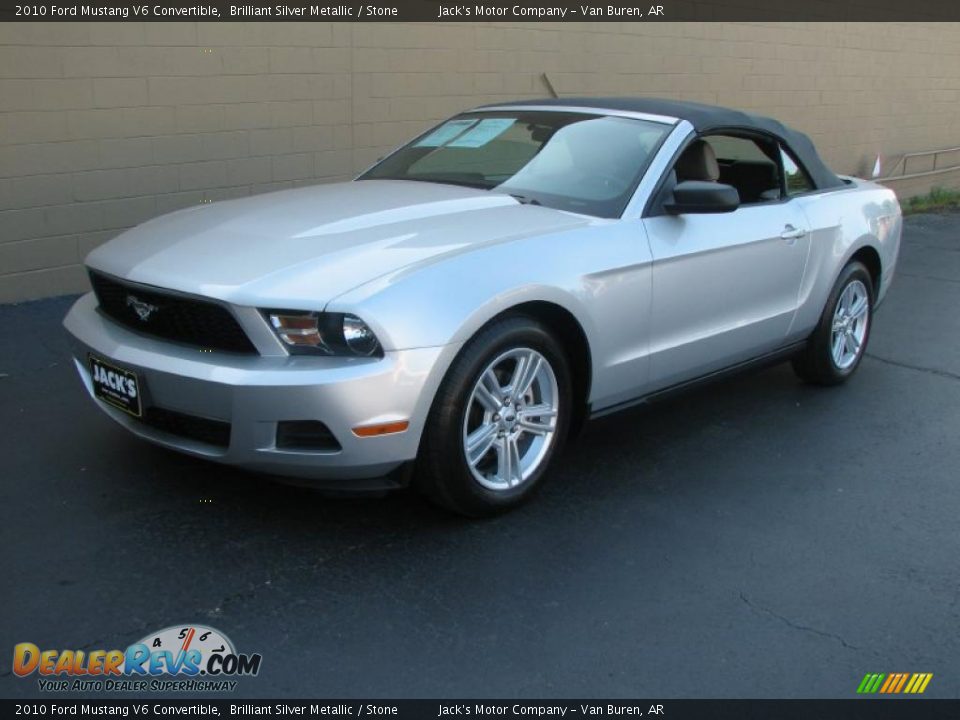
(64, 98, 902, 515)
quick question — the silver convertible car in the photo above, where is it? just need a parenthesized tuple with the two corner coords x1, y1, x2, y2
(64, 98, 902, 515)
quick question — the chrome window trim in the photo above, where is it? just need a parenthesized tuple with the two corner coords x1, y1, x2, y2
(477, 105, 680, 126)
(622, 120, 696, 220)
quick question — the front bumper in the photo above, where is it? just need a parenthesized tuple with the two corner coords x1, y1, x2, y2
(64, 292, 455, 483)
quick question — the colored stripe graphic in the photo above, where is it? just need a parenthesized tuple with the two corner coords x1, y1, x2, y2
(904, 674, 920, 693)
(906, 673, 934, 693)
(857, 672, 932, 694)
(894, 673, 910, 693)
(857, 673, 886, 694)
(881, 673, 904, 693)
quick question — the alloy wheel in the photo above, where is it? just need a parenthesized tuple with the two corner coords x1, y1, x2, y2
(461, 347, 560, 491)
(830, 279, 870, 370)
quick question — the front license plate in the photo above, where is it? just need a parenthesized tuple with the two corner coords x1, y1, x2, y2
(88, 354, 142, 417)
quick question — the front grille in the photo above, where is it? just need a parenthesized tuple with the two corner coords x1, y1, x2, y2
(141, 407, 231, 448)
(89, 271, 257, 354)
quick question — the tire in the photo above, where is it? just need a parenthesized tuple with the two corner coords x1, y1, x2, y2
(792, 260, 874, 386)
(416, 316, 573, 517)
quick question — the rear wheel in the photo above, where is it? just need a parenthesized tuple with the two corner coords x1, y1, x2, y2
(416, 317, 572, 516)
(792, 261, 873, 385)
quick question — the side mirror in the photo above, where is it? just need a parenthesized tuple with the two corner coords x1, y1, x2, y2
(664, 181, 740, 214)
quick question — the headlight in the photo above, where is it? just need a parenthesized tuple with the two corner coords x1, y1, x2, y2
(342, 314, 381, 356)
(264, 311, 382, 357)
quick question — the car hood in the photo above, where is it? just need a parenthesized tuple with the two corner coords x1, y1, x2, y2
(86, 180, 592, 309)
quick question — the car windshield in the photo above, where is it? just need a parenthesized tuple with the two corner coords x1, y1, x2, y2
(358, 110, 672, 218)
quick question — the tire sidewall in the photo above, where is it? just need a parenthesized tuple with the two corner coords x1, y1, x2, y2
(819, 262, 874, 381)
(421, 317, 572, 515)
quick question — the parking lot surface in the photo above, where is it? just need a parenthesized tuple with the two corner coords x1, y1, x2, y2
(2, 213, 959, 699)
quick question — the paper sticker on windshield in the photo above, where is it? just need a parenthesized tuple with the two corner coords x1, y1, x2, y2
(414, 119, 478, 147)
(447, 118, 516, 148)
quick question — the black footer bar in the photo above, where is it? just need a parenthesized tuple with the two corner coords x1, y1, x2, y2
(4, 699, 960, 720)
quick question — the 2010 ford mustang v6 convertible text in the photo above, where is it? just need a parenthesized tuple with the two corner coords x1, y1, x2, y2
(64, 98, 902, 515)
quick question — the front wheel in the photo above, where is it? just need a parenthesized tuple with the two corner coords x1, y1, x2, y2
(792, 261, 873, 385)
(416, 317, 572, 516)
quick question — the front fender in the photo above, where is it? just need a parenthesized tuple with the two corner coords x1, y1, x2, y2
(326, 238, 599, 352)
(325, 220, 655, 409)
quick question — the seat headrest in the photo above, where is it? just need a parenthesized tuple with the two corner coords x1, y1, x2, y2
(676, 139, 720, 182)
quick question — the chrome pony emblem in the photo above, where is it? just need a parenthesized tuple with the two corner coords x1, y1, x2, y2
(126, 295, 159, 322)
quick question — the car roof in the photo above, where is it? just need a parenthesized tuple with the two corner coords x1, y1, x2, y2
(477, 96, 844, 190)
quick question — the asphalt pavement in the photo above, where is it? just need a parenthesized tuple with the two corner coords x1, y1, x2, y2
(1, 213, 959, 699)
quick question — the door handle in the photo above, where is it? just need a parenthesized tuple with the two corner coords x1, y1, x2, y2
(780, 225, 807, 242)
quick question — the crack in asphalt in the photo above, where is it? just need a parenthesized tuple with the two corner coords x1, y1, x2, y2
(201, 581, 273, 620)
(197, 540, 388, 620)
(739, 592, 860, 651)
(865, 353, 960, 382)
(897, 271, 960, 286)
(902, 241, 960, 254)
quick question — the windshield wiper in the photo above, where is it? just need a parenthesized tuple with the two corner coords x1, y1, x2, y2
(365, 175, 495, 190)
(406, 175, 494, 190)
(507, 193, 541, 206)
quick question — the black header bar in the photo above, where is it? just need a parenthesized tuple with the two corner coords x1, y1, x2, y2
(1, 0, 959, 22)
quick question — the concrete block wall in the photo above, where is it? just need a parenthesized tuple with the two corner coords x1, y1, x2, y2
(1, 21, 959, 302)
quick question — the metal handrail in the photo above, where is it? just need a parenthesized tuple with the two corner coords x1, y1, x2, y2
(881, 146, 960, 181)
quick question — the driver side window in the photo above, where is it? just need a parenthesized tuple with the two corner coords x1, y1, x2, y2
(702, 134, 782, 205)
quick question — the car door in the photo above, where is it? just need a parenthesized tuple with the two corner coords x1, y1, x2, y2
(641, 134, 811, 389)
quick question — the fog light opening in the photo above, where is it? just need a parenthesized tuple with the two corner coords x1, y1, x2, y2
(276, 421, 341, 452)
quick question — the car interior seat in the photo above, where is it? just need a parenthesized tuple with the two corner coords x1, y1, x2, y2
(718, 161, 780, 204)
(675, 139, 721, 182)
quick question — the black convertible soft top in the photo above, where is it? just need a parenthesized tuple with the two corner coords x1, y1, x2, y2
(483, 97, 844, 190)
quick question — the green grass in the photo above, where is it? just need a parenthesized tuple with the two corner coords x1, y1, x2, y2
(902, 186, 960, 215)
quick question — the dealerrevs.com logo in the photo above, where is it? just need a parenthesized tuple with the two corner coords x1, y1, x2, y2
(13, 624, 262, 693)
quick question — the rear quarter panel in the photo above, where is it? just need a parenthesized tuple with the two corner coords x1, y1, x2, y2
(789, 179, 901, 337)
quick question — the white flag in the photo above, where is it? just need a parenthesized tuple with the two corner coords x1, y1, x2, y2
(871, 154, 882, 179)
